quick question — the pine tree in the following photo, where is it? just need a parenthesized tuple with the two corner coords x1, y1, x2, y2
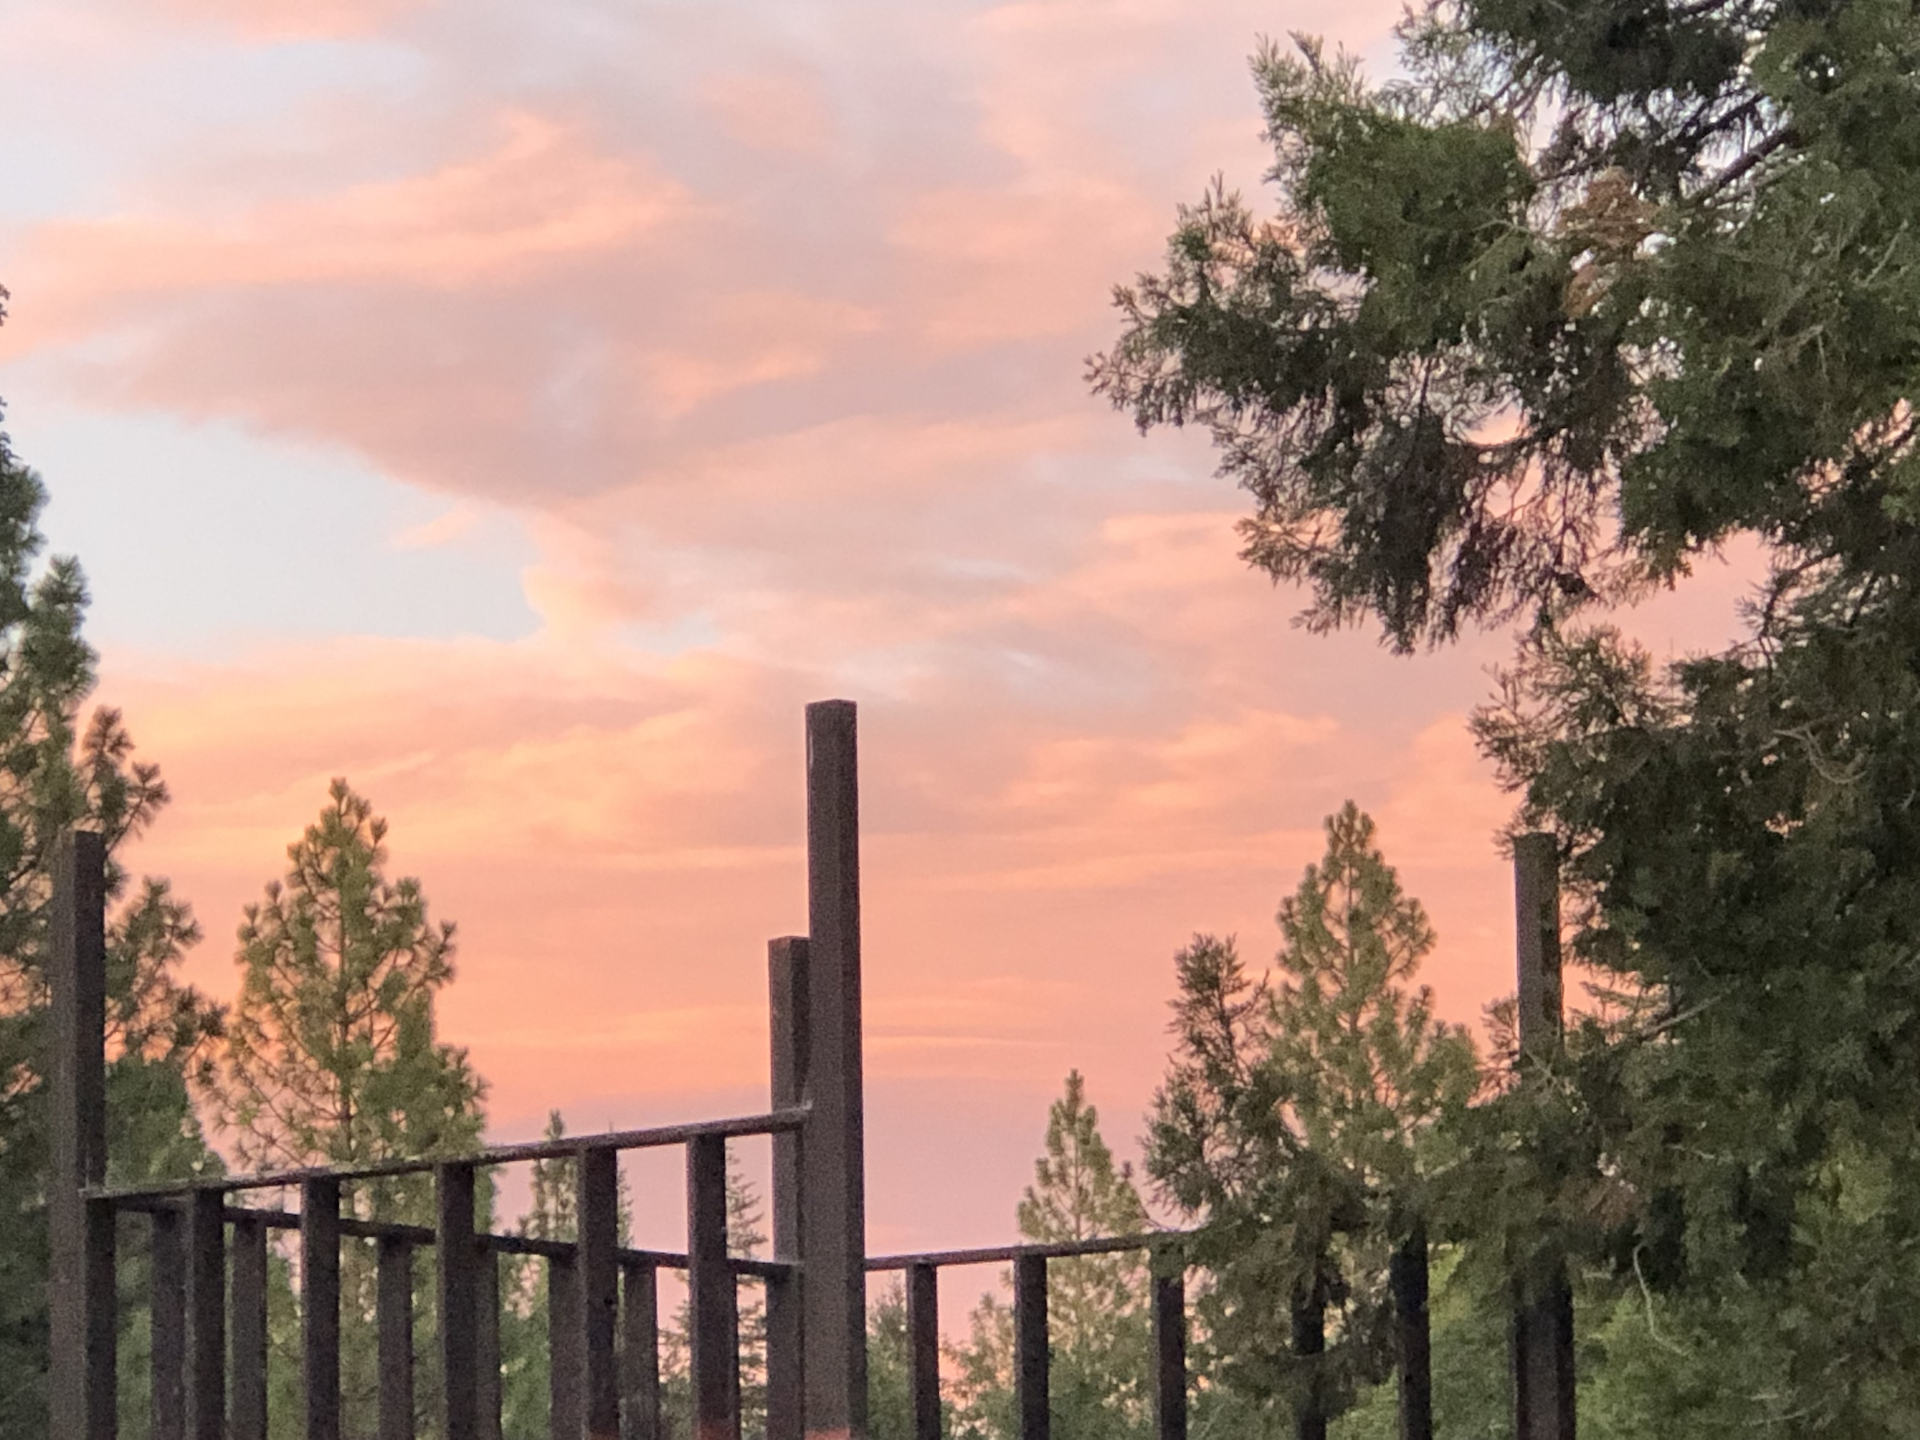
(207, 780, 486, 1435)
(1093, 6, 1920, 1428)
(0, 291, 220, 1437)
(947, 1072, 1154, 1440)
(502, 1111, 637, 1438)
(1148, 806, 1476, 1432)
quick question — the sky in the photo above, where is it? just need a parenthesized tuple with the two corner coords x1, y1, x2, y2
(0, 0, 1757, 1269)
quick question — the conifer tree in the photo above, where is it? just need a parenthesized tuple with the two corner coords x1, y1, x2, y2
(0, 290, 220, 1438)
(212, 778, 485, 1191)
(947, 1072, 1153, 1440)
(1094, 4, 1920, 1428)
(1148, 806, 1476, 1433)
(502, 1110, 637, 1438)
(207, 780, 485, 1435)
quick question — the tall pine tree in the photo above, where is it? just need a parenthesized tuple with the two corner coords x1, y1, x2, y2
(0, 287, 220, 1438)
(1148, 805, 1476, 1433)
(1094, 4, 1920, 1425)
(947, 1072, 1153, 1440)
(207, 779, 485, 1435)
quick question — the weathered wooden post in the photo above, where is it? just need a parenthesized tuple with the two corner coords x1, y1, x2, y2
(1150, 1264, 1187, 1440)
(48, 829, 114, 1440)
(801, 700, 869, 1440)
(376, 1236, 416, 1440)
(905, 1263, 940, 1440)
(303, 1176, 342, 1440)
(580, 1147, 623, 1440)
(688, 1132, 741, 1440)
(1511, 832, 1576, 1440)
(232, 1213, 272, 1440)
(152, 1207, 185, 1440)
(620, 1259, 662, 1440)
(438, 1162, 480, 1440)
(550, 1249, 584, 1440)
(767, 935, 809, 1440)
(1013, 1254, 1049, 1440)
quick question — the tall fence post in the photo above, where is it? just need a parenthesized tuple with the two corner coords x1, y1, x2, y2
(232, 1213, 271, 1440)
(1150, 1265, 1186, 1440)
(303, 1176, 342, 1440)
(184, 1188, 227, 1440)
(768, 936, 809, 1440)
(581, 1148, 622, 1440)
(438, 1163, 479, 1440)
(620, 1260, 661, 1440)
(1511, 833, 1576, 1440)
(152, 1208, 185, 1440)
(48, 829, 113, 1440)
(905, 1263, 940, 1440)
(377, 1236, 416, 1440)
(802, 700, 868, 1440)
(1013, 1254, 1049, 1440)
(479, 1244, 505, 1440)
(688, 1133, 741, 1440)
(550, 1251, 584, 1440)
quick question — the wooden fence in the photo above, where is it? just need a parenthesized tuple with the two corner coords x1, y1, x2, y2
(46, 699, 1576, 1440)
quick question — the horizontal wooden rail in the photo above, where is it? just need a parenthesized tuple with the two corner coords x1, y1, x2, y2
(867, 1233, 1180, 1270)
(85, 1108, 809, 1201)
(125, 1204, 793, 1279)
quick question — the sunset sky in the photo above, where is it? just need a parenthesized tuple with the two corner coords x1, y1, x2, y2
(0, 0, 1755, 1267)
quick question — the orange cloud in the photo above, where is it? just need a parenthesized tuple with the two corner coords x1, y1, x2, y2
(5, 111, 692, 356)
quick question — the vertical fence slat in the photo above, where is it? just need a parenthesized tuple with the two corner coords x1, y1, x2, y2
(48, 829, 113, 1440)
(152, 1206, 187, 1440)
(479, 1244, 505, 1440)
(620, 1260, 661, 1440)
(302, 1176, 341, 1440)
(1392, 1225, 1433, 1440)
(378, 1236, 416, 1440)
(766, 935, 808, 1440)
(1013, 1253, 1049, 1440)
(232, 1214, 270, 1440)
(438, 1163, 479, 1440)
(550, 1253, 584, 1440)
(184, 1188, 226, 1440)
(803, 699, 868, 1440)
(1151, 1268, 1187, 1440)
(580, 1148, 621, 1440)
(1511, 833, 1576, 1440)
(688, 1133, 740, 1440)
(907, 1262, 940, 1440)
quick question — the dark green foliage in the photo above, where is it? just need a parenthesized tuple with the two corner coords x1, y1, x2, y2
(1096, 2, 1920, 1429)
(0, 291, 220, 1436)
(945, 1073, 1154, 1440)
(1090, 3, 1920, 649)
(1147, 807, 1477, 1430)
(207, 782, 486, 1437)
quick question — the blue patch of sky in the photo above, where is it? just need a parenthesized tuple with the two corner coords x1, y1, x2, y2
(0, 14, 428, 224)
(7, 397, 539, 654)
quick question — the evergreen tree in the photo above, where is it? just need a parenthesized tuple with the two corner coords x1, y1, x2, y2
(1093, 3, 1920, 1427)
(502, 1111, 637, 1439)
(207, 780, 485, 1436)
(0, 289, 220, 1438)
(947, 1072, 1153, 1440)
(1148, 806, 1476, 1433)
